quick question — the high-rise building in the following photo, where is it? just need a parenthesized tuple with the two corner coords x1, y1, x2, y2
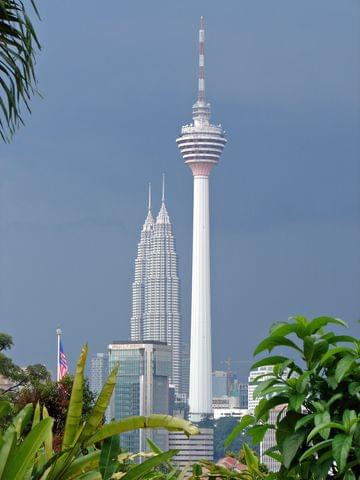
(229, 381, 248, 409)
(180, 343, 190, 398)
(212, 371, 228, 397)
(89, 352, 108, 397)
(108, 341, 172, 452)
(130, 181, 181, 393)
(248, 366, 274, 413)
(176, 17, 227, 422)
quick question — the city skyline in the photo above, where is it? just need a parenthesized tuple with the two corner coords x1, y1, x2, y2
(1, 1, 359, 380)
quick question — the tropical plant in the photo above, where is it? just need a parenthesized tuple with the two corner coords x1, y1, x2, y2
(0, 0, 40, 141)
(0, 344, 199, 479)
(226, 316, 360, 479)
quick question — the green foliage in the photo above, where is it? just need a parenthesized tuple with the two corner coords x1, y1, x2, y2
(0, 345, 200, 479)
(227, 316, 360, 479)
(0, 0, 41, 141)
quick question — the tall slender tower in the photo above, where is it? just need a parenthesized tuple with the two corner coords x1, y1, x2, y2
(176, 17, 226, 422)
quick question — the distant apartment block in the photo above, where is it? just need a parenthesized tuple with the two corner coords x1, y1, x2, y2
(169, 428, 214, 469)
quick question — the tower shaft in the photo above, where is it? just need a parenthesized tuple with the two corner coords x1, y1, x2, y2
(189, 174, 212, 420)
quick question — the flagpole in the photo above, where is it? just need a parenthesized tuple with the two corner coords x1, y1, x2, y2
(56, 328, 62, 381)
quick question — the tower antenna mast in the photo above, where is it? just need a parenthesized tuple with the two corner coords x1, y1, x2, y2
(198, 16, 206, 103)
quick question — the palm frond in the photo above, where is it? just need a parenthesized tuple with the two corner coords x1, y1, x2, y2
(0, 0, 40, 141)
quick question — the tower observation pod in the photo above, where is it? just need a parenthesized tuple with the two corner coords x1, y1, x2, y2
(176, 17, 227, 422)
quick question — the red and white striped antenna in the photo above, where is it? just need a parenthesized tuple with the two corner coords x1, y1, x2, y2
(198, 16, 205, 103)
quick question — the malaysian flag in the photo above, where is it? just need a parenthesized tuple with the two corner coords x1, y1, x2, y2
(58, 340, 69, 380)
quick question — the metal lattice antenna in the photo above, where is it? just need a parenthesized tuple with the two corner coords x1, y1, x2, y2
(198, 16, 205, 102)
(148, 183, 152, 211)
(162, 173, 165, 203)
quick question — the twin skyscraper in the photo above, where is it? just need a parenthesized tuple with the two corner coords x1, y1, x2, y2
(130, 178, 181, 394)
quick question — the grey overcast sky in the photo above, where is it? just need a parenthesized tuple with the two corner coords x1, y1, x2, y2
(0, 0, 359, 380)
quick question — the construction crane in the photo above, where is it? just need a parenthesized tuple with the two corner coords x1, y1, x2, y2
(220, 357, 252, 393)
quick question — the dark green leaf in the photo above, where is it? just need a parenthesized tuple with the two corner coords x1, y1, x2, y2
(250, 356, 288, 370)
(332, 433, 352, 473)
(282, 430, 306, 468)
(314, 411, 331, 440)
(295, 414, 315, 431)
(269, 322, 306, 339)
(308, 316, 348, 334)
(248, 424, 272, 444)
(299, 439, 332, 461)
(99, 435, 120, 480)
(255, 396, 289, 421)
(254, 336, 302, 356)
(289, 393, 306, 412)
(308, 422, 346, 442)
(320, 347, 355, 365)
(335, 355, 355, 383)
(303, 336, 315, 363)
(348, 382, 360, 396)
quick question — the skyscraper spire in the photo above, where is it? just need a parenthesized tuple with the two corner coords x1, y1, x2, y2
(148, 182, 152, 211)
(143, 184, 154, 231)
(198, 16, 205, 103)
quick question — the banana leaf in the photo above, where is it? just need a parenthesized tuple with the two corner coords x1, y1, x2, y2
(76, 472, 102, 480)
(3, 416, 53, 480)
(42, 405, 53, 461)
(79, 363, 119, 443)
(85, 415, 199, 446)
(62, 344, 88, 451)
(60, 451, 101, 480)
(32, 402, 41, 429)
(120, 449, 179, 480)
(12, 403, 33, 439)
(0, 429, 16, 477)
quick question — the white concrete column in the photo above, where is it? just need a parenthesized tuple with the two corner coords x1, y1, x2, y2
(189, 174, 212, 422)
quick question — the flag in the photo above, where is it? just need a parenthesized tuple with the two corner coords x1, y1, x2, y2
(59, 340, 69, 380)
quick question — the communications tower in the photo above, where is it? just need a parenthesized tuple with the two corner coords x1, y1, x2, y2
(176, 17, 227, 422)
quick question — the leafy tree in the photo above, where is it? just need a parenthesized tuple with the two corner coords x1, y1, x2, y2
(0, 0, 40, 141)
(15, 374, 96, 450)
(0, 332, 50, 395)
(227, 316, 360, 479)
